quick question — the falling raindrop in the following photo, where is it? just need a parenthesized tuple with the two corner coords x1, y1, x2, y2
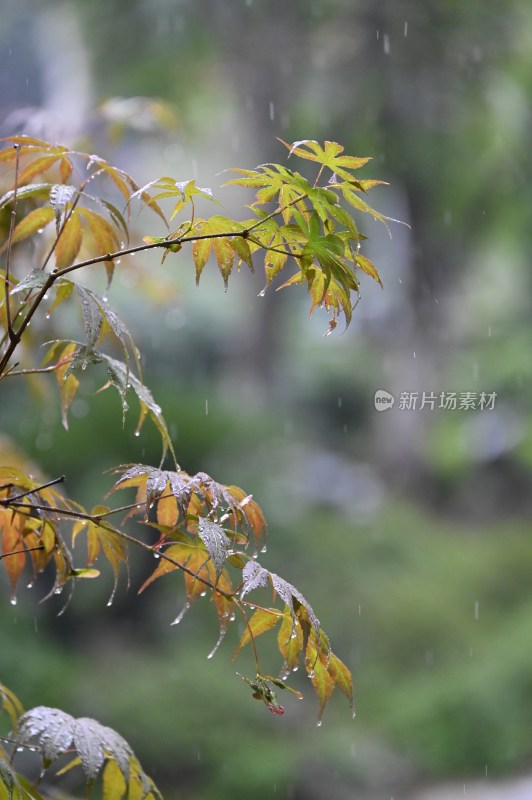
(269, 102, 275, 121)
(404, 21, 408, 36)
(383, 34, 390, 54)
(474, 600, 480, 620)
(205, 399, 209, 416)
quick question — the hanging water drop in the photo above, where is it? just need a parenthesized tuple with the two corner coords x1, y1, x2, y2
(316, 719, 323, 728)
(10, 596, 17, 606)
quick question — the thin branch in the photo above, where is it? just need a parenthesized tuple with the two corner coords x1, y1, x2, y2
(0, 475, 65, 504)
(2, 363, 64, 379)
(0, 269, 57, 376)
(0, 545, 45, 560)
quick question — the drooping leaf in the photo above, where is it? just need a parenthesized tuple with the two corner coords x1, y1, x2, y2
(0, 207, 54, 251)
(0, 182, 52, 210)
(197, 517, 230, 578)
(54, 342, 80, 429)
(355, 252, 383, 287)
(14, 707, 160, 796)
(0, 507, 26, 599)
(232, 607, 282, 659)
(77, 207, 121, 285)
(8, 269, 50, 295)
(240, 560, 320, 638)
(0, 682, 24, 731)
(305, 640, 335, 725)
(327, 651, 355, 718)
(49, 183, 76, 232)
(190, 216, 250, 286)
(240, 560, 270, 598)
(277, 609, 304, 671)
(54, 210, 83, 269)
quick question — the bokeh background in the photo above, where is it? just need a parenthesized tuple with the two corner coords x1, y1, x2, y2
(2, 1, 532, 798)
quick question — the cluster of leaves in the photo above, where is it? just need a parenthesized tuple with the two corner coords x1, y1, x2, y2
(0, 133, 388, 797)
(1, 682, 160, 799)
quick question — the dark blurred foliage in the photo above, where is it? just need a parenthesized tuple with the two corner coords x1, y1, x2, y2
(1, 0, 532, 798)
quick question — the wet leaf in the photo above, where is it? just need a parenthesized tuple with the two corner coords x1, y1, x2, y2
(55, 342, 80, 429)
(0, 182, 52, 210)
(356, 252, 383, 287)
(55, 210, 83, 269)
(0, 682, 24, 731)
(197, 517, 230, 578)
(0, 206, 54, 251)
(14, 707, 160, 796)
(232, 607, 282, 659)
(49, 183, 76, 232)
(0, 508, 26, 598)
(305, 641, 335, 725)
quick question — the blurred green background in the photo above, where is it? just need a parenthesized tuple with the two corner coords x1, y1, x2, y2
(1, 0, 532, 798)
